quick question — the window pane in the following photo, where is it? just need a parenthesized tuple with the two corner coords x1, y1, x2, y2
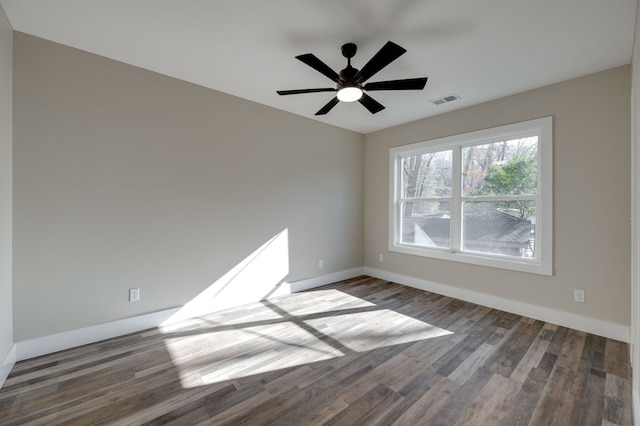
(401, 150, 452, 199)
(462, 138, 538, 196)
(400, 201, 450, 248)
(462, 201, 536, 258)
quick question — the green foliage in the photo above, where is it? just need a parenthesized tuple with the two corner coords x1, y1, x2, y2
(482, 155, 537, 219)
(483, 155, 537, 195)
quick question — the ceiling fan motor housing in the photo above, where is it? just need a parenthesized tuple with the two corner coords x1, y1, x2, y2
(339, 66, 359, 85)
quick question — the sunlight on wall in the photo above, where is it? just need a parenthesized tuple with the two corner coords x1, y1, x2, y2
(162, 229, 290, 325)
(160, 288, 453, 389)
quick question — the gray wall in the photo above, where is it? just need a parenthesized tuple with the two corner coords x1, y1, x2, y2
(11, 32, 633, 344)
(0, 6, 12, 363)
(365, 66, 631, 327)
(12, 33, 365, 341)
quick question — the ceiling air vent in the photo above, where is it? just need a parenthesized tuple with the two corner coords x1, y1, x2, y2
(431, 94, 460, 105)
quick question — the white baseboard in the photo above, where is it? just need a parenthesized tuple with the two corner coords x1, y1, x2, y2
(15, 308, 181, 362)
(364, 267, 630, 342)
(281, 267, 366, 294)
(17, 265, 624, 363)
(0, 344, 16, 389)
(14, 268, 366, 362)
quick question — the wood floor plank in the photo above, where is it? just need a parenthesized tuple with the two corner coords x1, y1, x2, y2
(323, 383, 402, 426)
(376, 371, 441, 425)
(448, 342, 498, 385)
(570, 367, 606, 426)
(555, 327, 587, 369)
(390, 374, 459, 425)
(486, 319, 545, 377)
(429, 367, 495, 425)
(499, 366, 552, 426)
(604, 339, 631, 379)
(298, 398, 350, 426)
(453, 374, 522, 426)
(528, 364, 586, 426)
(509, 322, 556, 383)
(603, 373, 633, 426)
(0, 276, 633, 425)
(113, 382, 236, 426)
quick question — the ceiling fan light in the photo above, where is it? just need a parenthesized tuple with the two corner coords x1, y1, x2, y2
(337, 86, 363, 102)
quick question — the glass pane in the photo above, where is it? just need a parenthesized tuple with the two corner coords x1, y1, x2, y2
(462, 137, 538, 196)
(400, 201, 450, 248)
(401, 150, 452, 199)
(462, 201, 536, 258)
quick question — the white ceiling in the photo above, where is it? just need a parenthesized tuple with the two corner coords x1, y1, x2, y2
(0, 0, 637, 134)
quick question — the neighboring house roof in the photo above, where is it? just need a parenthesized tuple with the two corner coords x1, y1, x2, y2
(404, 216, 532, 249)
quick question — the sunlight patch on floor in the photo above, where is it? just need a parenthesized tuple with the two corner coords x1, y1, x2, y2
(154, 229, 452, 389)
(303, 309, 453, 352)
(163, 321, 345, 387)
(162, 290, 453, 388)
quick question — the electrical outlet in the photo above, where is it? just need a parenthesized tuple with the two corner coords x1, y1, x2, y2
(379, 254, 384, 262)
(319, 259, 324, 268)
(574, 289, 585, 303)
(129, 288, 140, 302)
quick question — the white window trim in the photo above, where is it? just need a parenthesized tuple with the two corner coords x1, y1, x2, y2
(389, 116, 553, 276)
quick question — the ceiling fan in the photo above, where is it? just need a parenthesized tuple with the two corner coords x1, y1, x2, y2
(277, 41, 428, 116)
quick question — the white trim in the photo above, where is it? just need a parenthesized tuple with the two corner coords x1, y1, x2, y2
(632, 3, 640, 422)
(389, 117, 553, 276)
(14, 268, 366, 362)
(15, 308, 181, 361)
(0, 344, 15, 389)
(364, 267, 629, 342)
(279, 267, 366, 294)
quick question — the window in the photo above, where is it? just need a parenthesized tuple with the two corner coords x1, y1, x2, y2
(389, 117, 552, 275)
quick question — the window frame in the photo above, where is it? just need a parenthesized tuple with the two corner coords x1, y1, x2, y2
(389, 117, 553, 275)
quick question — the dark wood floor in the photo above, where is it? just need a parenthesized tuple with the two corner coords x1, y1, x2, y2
(0, 276, 633, 425)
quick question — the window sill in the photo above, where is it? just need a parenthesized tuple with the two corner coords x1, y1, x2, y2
(389, 243, 552, 276)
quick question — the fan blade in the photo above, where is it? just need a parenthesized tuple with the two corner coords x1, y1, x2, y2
(355, 41, 407, 83)
(315, 97, 340, 115)
(358, 93, 385, 114)
(277, 88, 336, 95)
(364, 77, 428, 91)
(296, 54, 340, 83)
